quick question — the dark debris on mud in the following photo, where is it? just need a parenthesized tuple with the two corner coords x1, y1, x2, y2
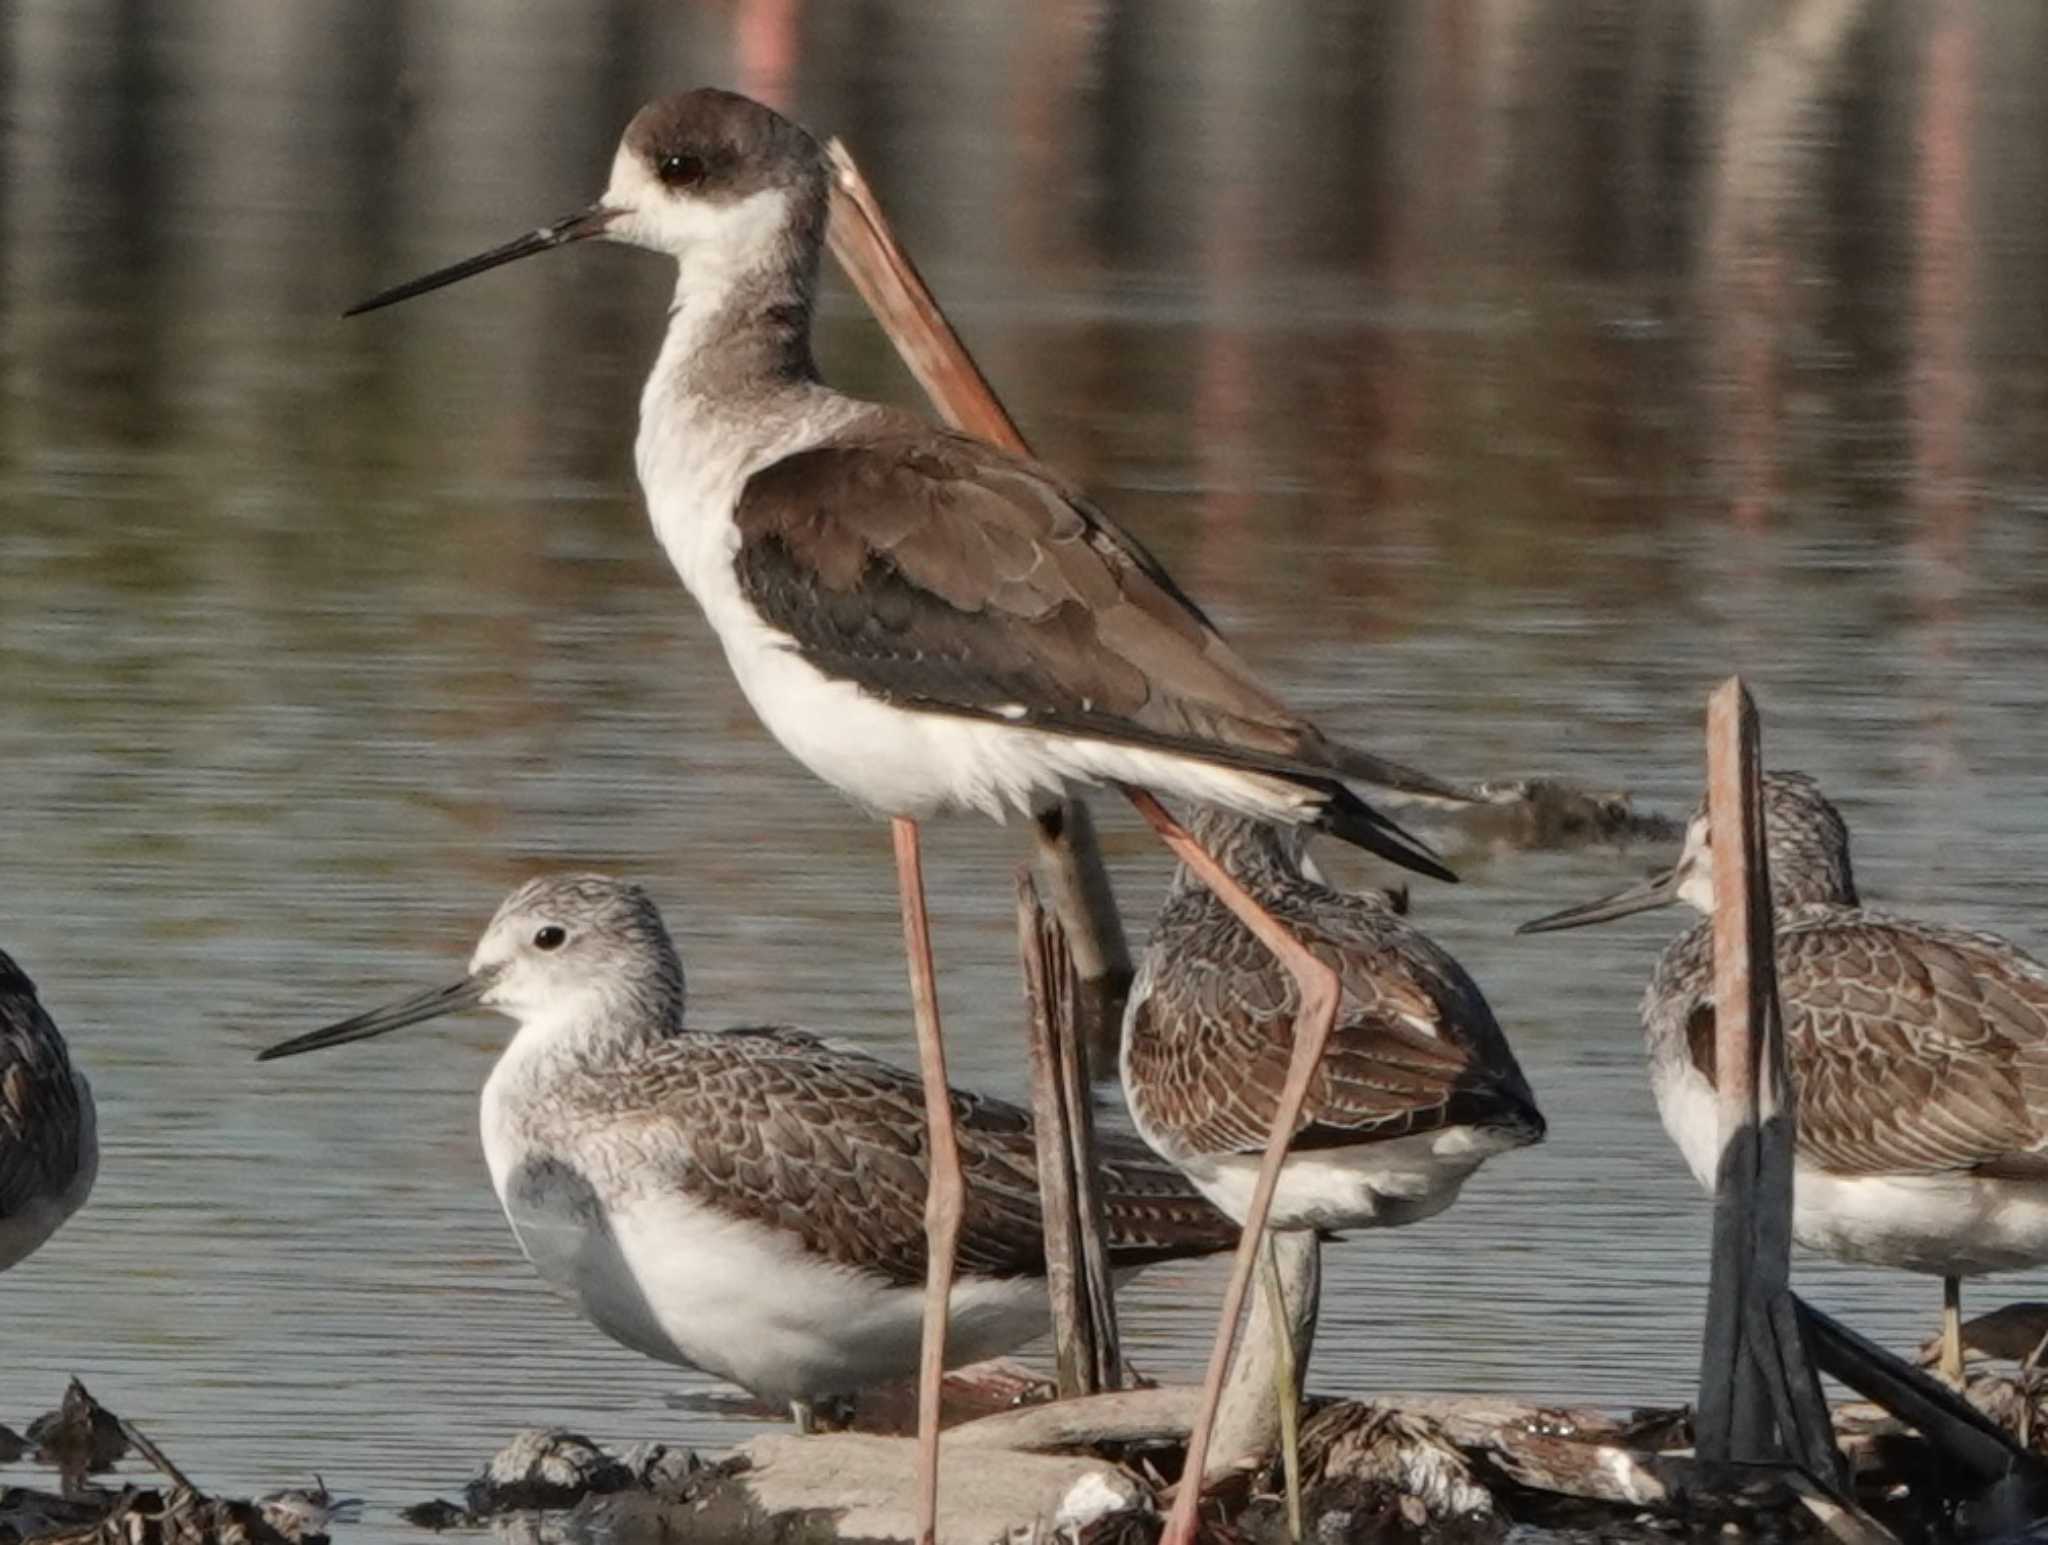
(0, 1381, 354, 1545)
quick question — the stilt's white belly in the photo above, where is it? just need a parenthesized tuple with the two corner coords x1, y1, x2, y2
(1651, 1059, 2048, 1278)
(685, 553, 1319, 826)
(505, 1185, 1053, 1405)
(722, 612, 1317, 825)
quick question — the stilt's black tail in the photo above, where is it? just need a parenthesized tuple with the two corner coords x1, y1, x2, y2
(1316, 785, 1457, 884)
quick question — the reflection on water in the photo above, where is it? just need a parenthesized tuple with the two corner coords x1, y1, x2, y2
(4, 0, 2048, 1535)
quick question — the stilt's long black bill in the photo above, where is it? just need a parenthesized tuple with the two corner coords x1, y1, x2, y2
(1516, 866, 1680, 934)
(344, 203, 621, 318)
(256, 977, 490, 1061)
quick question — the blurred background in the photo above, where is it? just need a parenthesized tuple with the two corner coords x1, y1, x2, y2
(3, 0, 2047, 1534)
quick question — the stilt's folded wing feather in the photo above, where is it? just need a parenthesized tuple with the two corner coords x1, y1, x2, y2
(731, 419, 1452, 799)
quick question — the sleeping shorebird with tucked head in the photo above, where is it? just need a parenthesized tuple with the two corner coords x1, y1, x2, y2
(1521, 771, 2048, 1382)
(1, 949, 98, 1274)
(1125, 809, 1544, 1231)
(343, 86, 1470, 1532)
(258, 875, 1240, 1429)
(1123, 808, 1543, 1520)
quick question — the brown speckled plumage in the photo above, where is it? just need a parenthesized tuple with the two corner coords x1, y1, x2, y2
(260, 875, 1245, 1410)
(1646, 774, 2048, 1182)
(0, 950, 97, 1270)
(530, 1022, 1240, 1288)
(1122, 810, 1543, 1173)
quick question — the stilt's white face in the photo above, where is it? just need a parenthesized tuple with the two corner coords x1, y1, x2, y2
(598, 148, 797, 282)
(598, 142, 786, 262)
(587, 88, 824, 285)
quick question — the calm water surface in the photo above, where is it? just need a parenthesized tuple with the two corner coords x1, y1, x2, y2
(5, 1, 2048, 1535)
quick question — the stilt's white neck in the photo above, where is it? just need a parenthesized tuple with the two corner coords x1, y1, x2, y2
(641, 187, 822, 428)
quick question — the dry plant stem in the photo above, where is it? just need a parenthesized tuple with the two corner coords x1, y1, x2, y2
(1701, 681, 1838, 1486)
(1699, 679, 1776, 1458)
(1122, 787, 1342, 1545)
(1942, 1277, 1964, 1384)
(826, 140, 1025, 450)
(1032, 804, 1135, 1043)
(1019, 873, 1094, 1397)
(1263, 1235, 1305, 1544)
(894, 817, 964, 1545)
(118, 1419, 194, 1493)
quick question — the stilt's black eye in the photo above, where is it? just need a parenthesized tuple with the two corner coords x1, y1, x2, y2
(534, 925, 568, 951)
(657, 151, 707, 188)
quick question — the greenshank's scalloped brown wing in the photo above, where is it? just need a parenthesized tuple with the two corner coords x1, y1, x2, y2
(581, 1026, 1239, 1289)
(1126, 885, 1544, 1163)
(1677, 910, 2048, 1178)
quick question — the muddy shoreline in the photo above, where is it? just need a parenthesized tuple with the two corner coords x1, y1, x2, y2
(12, 1346, 2048, 1545)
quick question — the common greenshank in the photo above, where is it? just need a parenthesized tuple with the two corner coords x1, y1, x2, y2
(258, 875, 1241, 1429)
(1521, 771, 2048, 1381)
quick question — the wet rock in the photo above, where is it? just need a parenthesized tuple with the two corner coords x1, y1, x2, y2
(461, 1428, 635, 1515)
(618, 1440, 705, 1496)
(0, 1485, 107, 1543)
(0, 1423, 26, 1463)
(397, 1499, 467, 1532)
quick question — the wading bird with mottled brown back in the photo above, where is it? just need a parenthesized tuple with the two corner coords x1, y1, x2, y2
(260, 875, 1241, 1430)
(1522, 771, 2048, 1382)
(1124, 807, 1543, 1518)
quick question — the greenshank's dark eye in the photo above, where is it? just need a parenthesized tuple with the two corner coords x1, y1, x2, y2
(656, 151, 707, 188)
(534, 925, 568, 951)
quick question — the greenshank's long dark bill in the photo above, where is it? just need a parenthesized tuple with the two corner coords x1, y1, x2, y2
(1522, 770, 2048, 1381)
(0, 949, 97, 1273)
(258, 875, 1239, 1432)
